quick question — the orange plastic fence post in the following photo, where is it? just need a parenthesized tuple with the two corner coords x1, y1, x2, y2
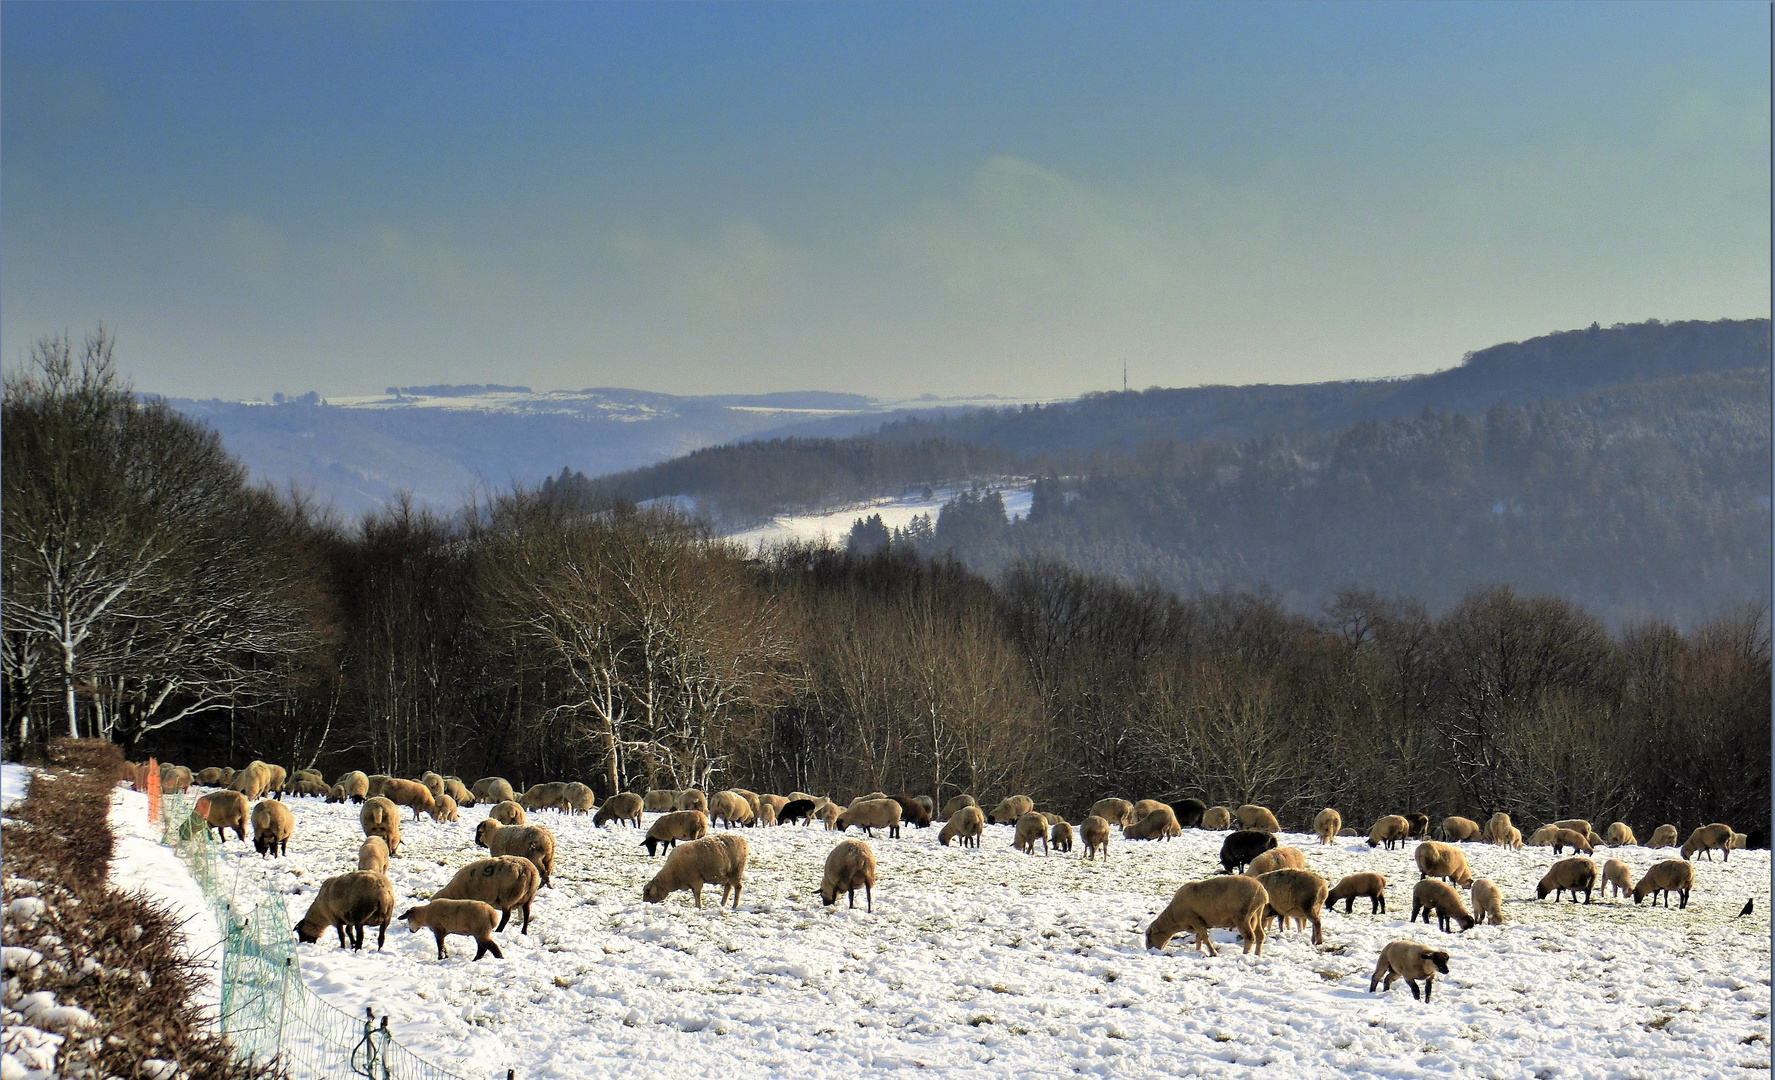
(142, 757, 161, 824)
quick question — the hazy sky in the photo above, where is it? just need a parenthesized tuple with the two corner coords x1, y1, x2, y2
(3, 2, 1767, 401)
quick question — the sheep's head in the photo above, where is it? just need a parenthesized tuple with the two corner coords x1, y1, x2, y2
(1536, 880, 1553, 900)
(400, 907, 425, 929)
(1144, 922, 1171, 950)
(1454, 913, 1475, 932)
(474, 820, 500, 848)
(641, 877, 668, 904)
(820, 885, 837, 906)
(1428, 950, 1450, 974)
(294, 918, 322, 944)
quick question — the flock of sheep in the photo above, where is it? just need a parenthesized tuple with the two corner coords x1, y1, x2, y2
(161, 760, 1745, 1006)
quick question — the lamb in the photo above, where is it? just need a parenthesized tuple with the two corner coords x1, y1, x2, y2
(1482, 812, 1515, 846)
(1200, 806, 1233, 830)
(594, 793, 644, 828)
(1553, 818, 1592, 838)
(1170, 799, 1208, 828)
(521, 782, 572, 813)
(1410, 879, 1475, 932)
(819, 839, 877, 911)
(941, 794, 978, 819)
(1050, 819, 1075, 853)
(1145, 875, 1268, 956)
(1647, 824, 1679, 849)
(196, 767, 229, 786)
(359, 796, 402, 856)
(379, 778, 437, 821)
(443, 777, 474, 807)
(643, 834, 749, 909)
(434, 856, 540, 933)
(710, 790, 756, 828)
(294, 870, 395, 950)
(675, 789, 708, 813)
(1013, 812, 1050, 855)
(1438, 816, 1480, 842)
(334, 771, 370, 803)
(1368, 815, 1410, 850)
(1369, 941, 1450, 1002)
(1219, 830, 1279, 873)
(1526, 824, 1560, 847)
(400, 899, 503, 961)
(778, 799, 818, 826)
(1631, 859, 1696, 909)
(1089, 798, 1135, 826)
(1605, 822, 1637, 846)
(938, 805, 985, 849)
(563, 782, 596, 815)
(987, 795, 1035, 825)
(815, 800, 841, 830)
(420, 772, 446, 800)
(1245, 846, 1306, 877)
(836, 798, 903, 839)
(892, 795, 933, 829)
(1414, 842, 1474, 887)
(643, 810, 709, 857)
(1404, 813, 1430, 839)
(428, 794, 459, 823)
(474, 822, 556, 887)
(1326, 872, 1387, 914)
(1551, 829, 1593, 855)
(357, 837, 390, 875)
(759, 794, 789, 820)
(1537, 856, 1598, 903)
(1470, 877, 1504, 925)
(1235, 805, 1280, 833)
(1501, 826, 1524, 850)
(489, 800, 526, 826)
(251, 799, 294, 858)
(287, 779, 331, 798)
(1123, 804, 1182, 841)
(643, 789, 679, 813)
(755, 801, 778, 827)
(1312, 808, 1342, 846)
(1600, 858, 1634, 900)
(1255, 868, 1328, 944)
(1681, 823, 1734, 862)
(1080, 815, 1111, 860)
(202, 790, 250, 842)
(471, 777, 515, 804)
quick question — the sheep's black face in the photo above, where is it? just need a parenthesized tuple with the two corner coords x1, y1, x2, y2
(295, 922, 320, 944)
(820, 888, 836, 907)
(1429, 952, 1450, 974)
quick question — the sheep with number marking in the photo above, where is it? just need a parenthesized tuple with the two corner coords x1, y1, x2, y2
(433, 856, 540, 933)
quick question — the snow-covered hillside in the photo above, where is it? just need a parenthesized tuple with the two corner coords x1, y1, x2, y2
(725, 485, 1034, 550)
(195, 791, 1772, 1080)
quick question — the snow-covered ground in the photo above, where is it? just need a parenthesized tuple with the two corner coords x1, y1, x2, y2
(727, 485, 1034, 550)
(1, 764, 32, 811)
(187, 791, 1772, 1080)
(106, 786, 224, 1016)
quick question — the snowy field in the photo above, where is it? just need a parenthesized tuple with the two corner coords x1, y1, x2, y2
(726, 485, 1034, 550)
(108, 785, 224, 1014)
(195, 791, 1771, 1080)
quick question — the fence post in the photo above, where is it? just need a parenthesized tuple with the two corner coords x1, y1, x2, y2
(275, 955, 291, 1064)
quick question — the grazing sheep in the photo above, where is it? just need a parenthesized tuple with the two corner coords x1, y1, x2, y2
(941, 794, 978, 819)
(1647, 824, 1679, 849)
(1050, 819, 1075, 853)
(1236, 805, 1280, 833)
(1410, 879, 1475, 933)
(1013, 812, 1050, 855)
(1414, 842, 1474, 887)
(475, 823, 556, 887)
(196, 767, 229, 786)
(1255, 868, 1328, 944)
(819, 839, 877, 911)
(778, 799, 818, 826)
(1553, 818, 1592, 838)
(1632, 859, 1696, 909)
(287, 779, 331, 798)
(229, 764, 273, 800)
(1551, 829, 1593, 856)
(1170, 799, 1208, 829)
(1681, 823, 1734, 862)
(364, 774, 393, 799)
(428, 794, 459, 823)
(1080, 815, 1111, 860)
(837, 798, 904, 839)
(759, 794, 790, 820)
(709, 790, 756, 828)
(420, 772, 446, 800)
(357, 837, 390, 875)
(471, 777, 515, 804)
(676, 789, 708, 813)
(202, 791, 250, 843)
(521, 782, 572, 813)
(1404, 813, 1430, 839)
(1730, 832, 1748, 850)
(1219, 830, 1279, 874)
(293, 767, 324, 786)
(327, 785, 347, 805)
(847, 791, 888, 808)
(1368, 815, 1410, 850)
(1605, 822, 1637, 846)
(594, 793, 644, 828)
(1201, 806, 1233, 830)
(1124, 804, 1182, 841)
(731, 789, 763, 818)
(1526, 824, 1559, 847)
(643, 834, 750, 909)
(359, 797, 402, 856)
(1470, 878, 1504, 925)
(1145, 876, 1269, 956)
(1482, 812, 1515, 846)
(1326, 872, 1387, 914)
(1370, 941, 1450, 1003)
(987, 796, 1035, 825)
(1312, 808, 1342, 846)
(443, 777, 474, 807)
(1600, 859, 1634, 900)
(1089, 798, 1135, 826)
(160, 764, 194, 793)
(380, 778, 437, 821)
(892, 795, 933, 829)
(916, 796, 935, 815)
(251, 799, 294, 858)
(643, 810, 710, 857)
(1245, 846, 1307, 877)
(1501, 826, 1524, 850)
(295, 871, 395, 950)
(434, 856, 540, 933)
(401, 899, 503, 961)
(816, 800, 841, 830)
(1438, 816, 1480, 842)
(939, 806, 986, 849)
(489, 800, 526, 826)
(756, 801, 778, 827)
(332, 771, 369, 803)
(562, 782, 596, 815)
(1537, 857, 1598, 903)
(643, 789, 679, 813)
(260, 762, 288, 794)
(1131, 799, 1168, 823)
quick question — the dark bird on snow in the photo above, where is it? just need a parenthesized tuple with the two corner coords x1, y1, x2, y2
(1738, 898, 1754, 918)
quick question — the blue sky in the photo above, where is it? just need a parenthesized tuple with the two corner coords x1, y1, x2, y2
(2, 2, 1767, 400)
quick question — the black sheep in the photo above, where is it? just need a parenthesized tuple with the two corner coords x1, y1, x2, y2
(1219, 829, 1278, 874)
(1170, 798, 1207, 829)
(777, 798, 818, 826)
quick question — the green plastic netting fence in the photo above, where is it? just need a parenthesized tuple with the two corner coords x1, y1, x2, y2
(161, 794, 479, 1080)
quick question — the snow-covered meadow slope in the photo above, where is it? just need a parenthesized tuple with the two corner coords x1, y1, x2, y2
(203, 792, 1771, 1080)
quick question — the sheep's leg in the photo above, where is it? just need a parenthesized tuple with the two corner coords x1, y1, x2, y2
(335, 924, 349, 949)
(520, 901, 531, 934)
(731, 879, 743, 909)
(1406, 978, 1420, 1001)
(1309, 915, 1322, 946)
(847, 888, 855, 909)
(495, 907, 511, 932)
(376, 920, 388, 950)
(1678, 888, 1689, 910)
(865, 885, 872, 913)
(691, 884, 704, 909)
